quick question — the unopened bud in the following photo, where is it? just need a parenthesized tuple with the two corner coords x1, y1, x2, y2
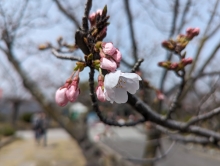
(92, 28, 98, 37)
(102, 5, 107, 16)
(87, 53, 93, 61)
(170, 63, 178, 70)
(181, 57, 193, 65)
(192, 28, 200, 36)
(75, 62, 86, 71)
(92, 60, 100, 70)
(161, 40, 175, 51)
(95, 41, 102, 50)
(38, 43, 50, 50)
(89, 12, 96, 26)
(158, 61, 171, 68)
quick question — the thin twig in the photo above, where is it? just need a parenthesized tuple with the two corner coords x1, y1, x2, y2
(176, 0, 191, 34)
(157, 126, 212, 145)
(124, 141, 176, 163)
(187, 0, 219, 78)
(185, 106, 220, 128)
(51, 49, 84, 62)
(166, 68, 186, 119)
(124, 0, 138, 62)
(54, 0, 80, 27)
(131, 58, 144, 73)
(159, 0, 180, 112)
(197, 41, 220, 75)
(82, 0, 92, 32)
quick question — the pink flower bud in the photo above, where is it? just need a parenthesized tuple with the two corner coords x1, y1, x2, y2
(55, 88, 69, 106)
(162, 40, 175, 50)
(99, 49, 106, 58)
(182, 57, 193, 65)
(96, 86, 106, 102)
(186, 27, 200, 40)
(102, 42, 116, 55)
(170, 63, 178, 70)
(96, 9, 102, 16)
(89, 12, 96, 25)
(66, 85, 80, 102)
(186, 27, 194, 34)
(192, 28, 200, 36)
(156, 91, 165, 100)
(112, 49, 122, 63)
(100, 58, 117, 72)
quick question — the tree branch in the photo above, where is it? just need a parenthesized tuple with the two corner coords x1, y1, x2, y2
(166, 69, 186, 119)
(82, 0, 92, 32)
(51, 49, 84, 62)
(127, 93, 220, 141)
(176, 0, 191, 34)
(187, 0, 219, 78)
(156, 125, 216, 145)
(54, 0, 80, 28)
(159, 0, 179, 112)
(186, 106, 220, 128)
(124, 141, 176, 164)
(124, 0, 138, 62)
(131, 58, 144, 73)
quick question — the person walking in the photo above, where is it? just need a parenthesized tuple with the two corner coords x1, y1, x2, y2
(32, 112, 48, 146)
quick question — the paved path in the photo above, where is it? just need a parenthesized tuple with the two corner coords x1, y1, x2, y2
(1, 127, 220, 166)
(0, 129, 85, 166)
(90, 124, 220, 166)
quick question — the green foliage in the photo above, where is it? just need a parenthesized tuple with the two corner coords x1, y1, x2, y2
(20, 112, 33, 123)
(0, 124, 15, 136)
(0, 113, 6, 122)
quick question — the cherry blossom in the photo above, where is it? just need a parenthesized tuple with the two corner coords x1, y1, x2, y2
(104, 70, 142, 103)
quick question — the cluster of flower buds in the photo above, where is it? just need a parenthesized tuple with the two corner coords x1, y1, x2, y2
(158, 57, 193, 71)
(89, 6, 109, 41)
(55, 72, 80, 106)
(162, 27, 200, 53)
(94, 42, 122, 72)
(54, 5, 142, 105)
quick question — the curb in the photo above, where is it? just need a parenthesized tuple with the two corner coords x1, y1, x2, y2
(0, 136, 17, 149)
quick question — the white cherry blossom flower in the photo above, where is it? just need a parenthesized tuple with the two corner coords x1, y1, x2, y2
(104, 70, 142, 103)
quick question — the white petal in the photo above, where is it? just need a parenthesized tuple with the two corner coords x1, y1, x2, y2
(104, 88, 115, 103)
(124, 78, 139, 94)
(104, 70, 121, 89)
(114, 88, 128, 103)
(121, 72, 142, 81)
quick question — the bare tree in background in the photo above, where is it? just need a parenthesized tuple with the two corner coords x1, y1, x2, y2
(1, 0, 220, 166)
